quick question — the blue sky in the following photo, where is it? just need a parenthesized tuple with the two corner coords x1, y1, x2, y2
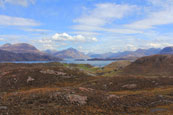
(0, 0, 173, 53)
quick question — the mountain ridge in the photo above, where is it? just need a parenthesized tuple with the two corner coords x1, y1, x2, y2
(52, 48, 89, 59)
(0, 43, 62, 61)
(0, 43, 44, 55)
(0, 49, 62, 61)
(160, 46, 173, 54)
(88, 48, 161, 59)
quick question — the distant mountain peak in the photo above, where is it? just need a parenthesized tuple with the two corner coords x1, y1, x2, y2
(13, 43, 37, 49)
(0, 43, 42, 54)
(2, 43, 11, 47)
(160, 46, 173, 54)
(88, 48, 161, 59)
(0, 43, 62, 61)
(53, 48, 89, 59)
(67, 47, 77, 51)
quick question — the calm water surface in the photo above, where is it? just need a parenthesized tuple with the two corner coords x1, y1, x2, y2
(0, 59, 115, 67)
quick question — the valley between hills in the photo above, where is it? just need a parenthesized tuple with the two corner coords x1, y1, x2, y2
(1, 54, 173, 114)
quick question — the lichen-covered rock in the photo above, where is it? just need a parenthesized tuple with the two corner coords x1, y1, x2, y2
(66, 94, 87, 105)
(107, 94, 120, 99)
(40, 69, 66, 76)
(78, 87, 94, 92)
(27, 76, 35, 83)
(40, 69, 56, 74)
(0, 106, 7, 110)
(122, 84, 137, 89)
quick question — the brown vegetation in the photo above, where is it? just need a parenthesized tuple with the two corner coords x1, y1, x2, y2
(1, 56, 173, 114)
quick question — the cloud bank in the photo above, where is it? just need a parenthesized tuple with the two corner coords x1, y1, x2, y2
(52, 33, 97, 42)
(0, 15, 40, 26)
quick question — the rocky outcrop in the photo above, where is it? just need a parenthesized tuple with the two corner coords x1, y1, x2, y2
(66, 94, 87, 105)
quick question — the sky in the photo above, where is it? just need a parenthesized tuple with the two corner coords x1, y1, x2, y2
(0, 0, 173, 53)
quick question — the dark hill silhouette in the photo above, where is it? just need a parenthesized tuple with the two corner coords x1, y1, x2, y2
(160, 47, 173, 54)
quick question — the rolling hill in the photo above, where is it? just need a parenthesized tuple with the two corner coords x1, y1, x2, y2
(122, 55, 173, 76)
(0, 43, 44, 54)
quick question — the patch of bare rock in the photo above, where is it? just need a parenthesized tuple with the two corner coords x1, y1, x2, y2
(66, 94, 87, 105)
(122, 84, 137, 89)
(40, 69, 67, 76)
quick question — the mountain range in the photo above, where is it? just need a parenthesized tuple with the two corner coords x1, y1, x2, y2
(88, 48, 162, 59)
(1, 43, 173, 61)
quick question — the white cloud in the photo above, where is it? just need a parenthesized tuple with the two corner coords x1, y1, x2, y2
(126, 10, 173, 29)
(0, 0, 36, 7)
(72, 31, 100, 36)
(125, 44, 137, 51)
(101, 28, 143, 34)
(147, 43, 173, 48)
(73, 3, 139, 34)
(52, 33, 97, 42)
(0, 0, 4, 7)
(73, 25, 143, 34)
(74, 3, 136, 26)
(126, 0, 173, 29)
(148, 0, 173, 7)
(38, 39, 52, 44)
(36, 33, 98, 50)
(23, 28, 49, 32)
(0, 34, 25, 39)
(0, 15, 40, 26)
(0, 38, 4, 41)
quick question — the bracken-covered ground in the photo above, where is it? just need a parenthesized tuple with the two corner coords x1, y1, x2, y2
(1, 56, 173, 115)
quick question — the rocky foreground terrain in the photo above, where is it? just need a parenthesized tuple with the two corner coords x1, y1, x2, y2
(1, 55, 173, 114)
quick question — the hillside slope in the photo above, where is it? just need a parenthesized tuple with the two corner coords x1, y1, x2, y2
(122, 55, 173, 76)
(0, 43, 44, 54)
(160, 47, 173, 54)
(0, 49, 61, 61)
(1, 63, 173, 114)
